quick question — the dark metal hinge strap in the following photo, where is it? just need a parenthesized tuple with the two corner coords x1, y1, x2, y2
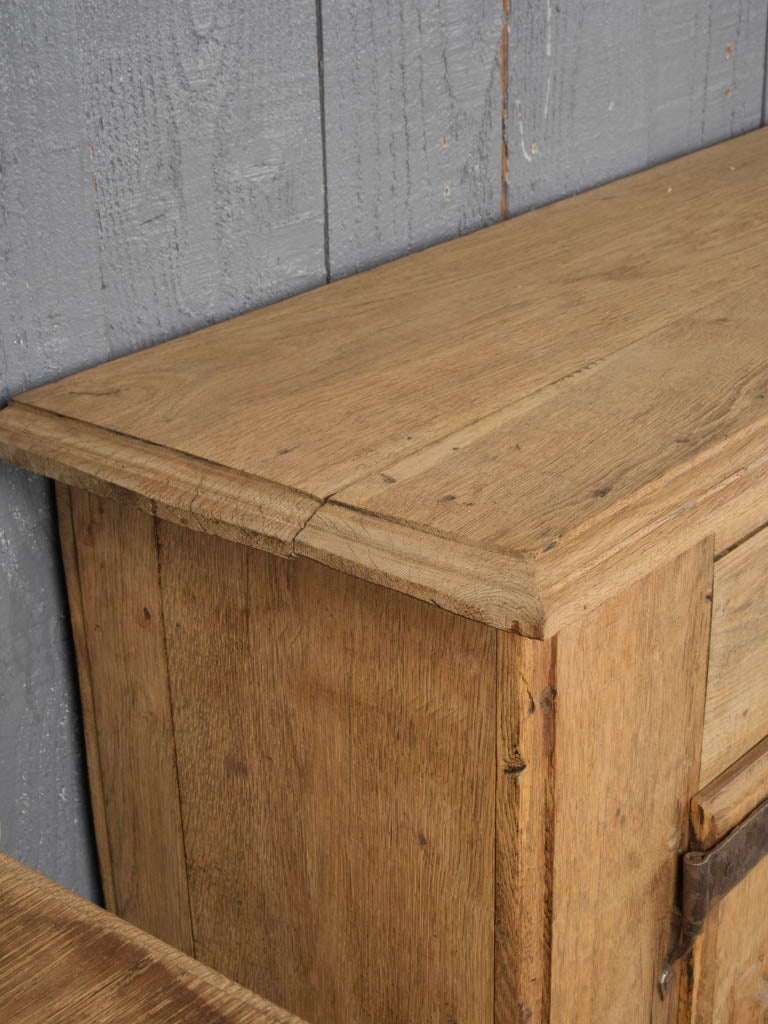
(659, 794, 768, 995)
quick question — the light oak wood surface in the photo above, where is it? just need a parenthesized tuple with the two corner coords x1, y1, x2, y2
(2, 131, 768, 634)
(683, 735, 768, 1024)
(58, 485, 194, 954)
(684, 856, 768, 1024)
(495, 632, 556, 1024)
(65, 486, 497, 1024)
(0, 853, 306, 1024)
(158, 523, 496, 1024)
(701, 528, 768, 787)
(692, 736, 768, 850)
(549, 541, 712, 1024)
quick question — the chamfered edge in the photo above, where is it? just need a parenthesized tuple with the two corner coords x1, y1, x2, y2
(3, 399, 768, 640)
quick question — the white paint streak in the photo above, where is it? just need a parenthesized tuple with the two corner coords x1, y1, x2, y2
(543, 1, 553, 119)
(515, 100, 535, 162)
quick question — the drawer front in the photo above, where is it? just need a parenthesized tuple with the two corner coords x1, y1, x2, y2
(683, 738, 768, 1024)
(701, 528, 768, 788)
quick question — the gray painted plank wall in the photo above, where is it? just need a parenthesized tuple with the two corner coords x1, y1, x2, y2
(2, 0, 768, 901)
(505, 0, 768, 215)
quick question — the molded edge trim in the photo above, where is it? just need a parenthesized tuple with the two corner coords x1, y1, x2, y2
(0, 402, 317, 557)
(3, 400, 768, 638)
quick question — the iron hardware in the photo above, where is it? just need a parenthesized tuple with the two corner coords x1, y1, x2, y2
(660, 795, 768, 995)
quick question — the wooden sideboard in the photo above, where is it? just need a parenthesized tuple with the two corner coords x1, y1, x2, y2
(2, 128, 768, 1023)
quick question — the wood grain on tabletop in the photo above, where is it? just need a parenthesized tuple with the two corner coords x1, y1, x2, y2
(2, 130, 768, 635)
(155, 518, 496, 1024)
(701, 528, 768, 787)
(15, 130, 768, 498)
(0, 853, 306, 1024)
(693, 735, 768, 850)
(58, 486, 194, 954)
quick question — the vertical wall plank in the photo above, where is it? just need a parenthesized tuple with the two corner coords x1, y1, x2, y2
(1, 0, 327, 899)
(505, 0, 768, 216)
(73, 0, 327, 357)
(67, 491, 193, 953)
(321, 0, 502, 278)
(158, 524, 496, 1024)
(0, 0, 106, 900)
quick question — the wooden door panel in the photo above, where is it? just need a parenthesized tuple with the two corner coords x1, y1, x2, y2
(682, 738, 768, 1024)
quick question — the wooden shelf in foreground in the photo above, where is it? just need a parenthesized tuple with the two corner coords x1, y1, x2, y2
(0, 853, 305, 1024)
(2, 129, 768, 1023)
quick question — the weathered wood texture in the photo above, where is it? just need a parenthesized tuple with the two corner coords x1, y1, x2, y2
(58, 485, 193, 952)
(73, 0, 326, 356)
(65, 488, 496, 1023)
(160, 524, 496, 1023)
(505, 0, 768, 216)
(701, 529, 768, 787)
(495, 633, 556, 1024)
(683, 737, 768, 1023)
(520, 542, 711, 1023)
(0, 853, 307, 1024)
(692, 736, 768, 850)
(683, 856, 768, 1024)
(0, 0, 107, 900)
(321, 0, 502, 278)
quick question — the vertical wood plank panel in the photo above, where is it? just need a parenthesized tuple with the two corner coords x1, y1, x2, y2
(505, 0, 768, 216)
(322, 0, 502, 278)
(73, 0, 327, 356)
(495, 633, 557, 1024)
(55, 484, 116, 912)
(549, 541, 713, 1023)
(158, 523, 496, 1024)
(68, 490, 193, 952)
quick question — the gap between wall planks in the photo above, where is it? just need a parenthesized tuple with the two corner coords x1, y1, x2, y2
(496, 540, 714, 1024)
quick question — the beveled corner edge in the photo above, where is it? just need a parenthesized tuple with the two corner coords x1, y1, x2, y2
(0, 401, 319, 558)
(295, 501, 546, 638)
(5, 398, 768, 641)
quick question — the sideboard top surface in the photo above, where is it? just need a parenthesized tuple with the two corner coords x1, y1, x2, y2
(2, 128, 768, 637)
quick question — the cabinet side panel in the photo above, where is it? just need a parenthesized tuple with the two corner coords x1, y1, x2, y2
(66, 489, 193, 952)
(550, 540, 713, 1024)
(495, 632, 557, 1024)
(157, 522, 496, 1024)
(55, 482, 115, 910)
